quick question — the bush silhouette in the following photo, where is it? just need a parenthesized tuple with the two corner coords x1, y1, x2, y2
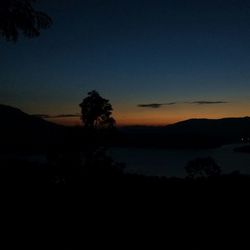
(185, 157, 221, 178)
(83, 148, 124, 179)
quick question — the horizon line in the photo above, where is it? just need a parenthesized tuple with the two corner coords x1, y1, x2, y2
(45, 115, 250, 127)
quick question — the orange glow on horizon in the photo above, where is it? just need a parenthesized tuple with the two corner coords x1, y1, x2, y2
(46, 114, 250, 127)
(44, 102, 250, 126)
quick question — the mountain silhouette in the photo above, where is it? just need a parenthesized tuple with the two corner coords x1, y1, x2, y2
(0, 104, 65, 152)
(1, 104, 250, 151)
(118, 117, 250, 148)
(122, 117, 250, 138)
(0, 104, 61, 130)
(165, 117, 250, 138)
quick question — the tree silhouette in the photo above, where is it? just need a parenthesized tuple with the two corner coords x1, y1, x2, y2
(0, 0, 52, 42)
(79, 90, 115, 129)
(185, 157, 221, 179)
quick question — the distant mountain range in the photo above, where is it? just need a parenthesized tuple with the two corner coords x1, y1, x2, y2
(121, 117, 250, 138)
(1, 104, 249, 150)
(118, 118, 250, 148)
(166, 117, 250, 137)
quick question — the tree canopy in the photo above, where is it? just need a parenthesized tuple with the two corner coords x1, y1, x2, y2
(79, 90, 116, 130)
(0, 0, 52, 42)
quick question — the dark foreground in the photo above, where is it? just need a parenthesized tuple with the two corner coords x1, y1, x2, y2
(0, 157, 250, 249)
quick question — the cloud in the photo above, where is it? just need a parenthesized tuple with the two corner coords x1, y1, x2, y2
(33, 114, 80, 119)
(187, 101, 228, 105)
(137, 103, 176, 108)
(137, 100, 229, 108)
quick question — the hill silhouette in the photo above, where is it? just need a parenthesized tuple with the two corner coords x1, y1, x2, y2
(0, 104, 61, 130)
(1, 104, 249, 150)
(0, 104, 65, 152)
(166, 117, 250, 138)
(122, 117, 250, 137)
(117, 117, 250, 148)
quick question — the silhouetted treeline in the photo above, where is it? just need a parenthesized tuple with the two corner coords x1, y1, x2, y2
(0, 154, 249, 191)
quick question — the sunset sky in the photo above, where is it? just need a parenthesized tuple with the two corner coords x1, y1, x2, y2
(1, 0, 250, 126)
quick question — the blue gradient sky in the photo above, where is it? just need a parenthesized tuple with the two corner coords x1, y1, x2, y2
(1, 0, 250, 125)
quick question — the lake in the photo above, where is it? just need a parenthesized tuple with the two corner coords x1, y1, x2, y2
(2, 144, 250, 178)
(109, 144, 250, 177)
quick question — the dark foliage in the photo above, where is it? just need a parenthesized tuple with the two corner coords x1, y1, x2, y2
(79, 90, 116, 130)
(0, 154, 249, 249)
(0, 0, 52, 42)
(185, 157, 221, 178)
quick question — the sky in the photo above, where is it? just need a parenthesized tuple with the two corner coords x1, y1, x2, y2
(1, 0, 250, 126)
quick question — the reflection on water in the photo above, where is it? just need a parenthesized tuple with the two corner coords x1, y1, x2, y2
(109, 144, 250, 177)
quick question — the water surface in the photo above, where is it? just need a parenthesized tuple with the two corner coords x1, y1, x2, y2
(109, 144, 250, 177)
